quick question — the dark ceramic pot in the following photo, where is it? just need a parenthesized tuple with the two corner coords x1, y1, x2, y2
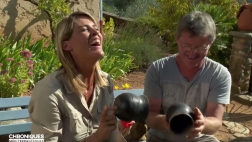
(166, 102, 195, 135)
(113, 93, 149, 123)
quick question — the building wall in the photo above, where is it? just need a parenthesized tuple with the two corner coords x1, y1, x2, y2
(0, 0, 100, 41)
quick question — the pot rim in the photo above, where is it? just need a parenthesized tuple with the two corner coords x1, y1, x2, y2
(168, 113, 194, 123)
(244, 4, 252, 9)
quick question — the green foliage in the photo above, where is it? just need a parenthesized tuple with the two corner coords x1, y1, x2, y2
(100, 18, 135, 80)
(0, 18, 139, 97)
(24, 37, 61, 83)
(148, 0, 243, 41)
(113, 22, 165, 68)
(148, 0, 192, 41)
(147, 0, 244, 67)
(113, 0, 135, 10)
(193, 3, 238, 67)
(103, 2, 119, 14)
(0, 36, 33, 98)
(0, 35, 60, 98)
(37, 0, 71, 32)
(199, 0, 245, 18)
(120, 0, 158, 19)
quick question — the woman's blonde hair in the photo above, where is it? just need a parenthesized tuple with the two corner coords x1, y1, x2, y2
(55, 11, 108, 93)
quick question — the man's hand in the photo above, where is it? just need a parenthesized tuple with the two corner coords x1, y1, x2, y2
(186, 107, 205, 140)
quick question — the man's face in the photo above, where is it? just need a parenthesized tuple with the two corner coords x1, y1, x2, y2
(176, 31, 212, 69)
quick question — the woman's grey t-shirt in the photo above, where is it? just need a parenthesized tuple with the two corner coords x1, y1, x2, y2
(144, 54, 231, 142)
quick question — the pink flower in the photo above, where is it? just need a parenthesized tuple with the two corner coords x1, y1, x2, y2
(9, 78, 17, 83)
(17, 62, 22, 66)
(26, 60, 34, 65)
(28, 72, 33, 76)
(20, 79, 26, 84)
(0, 63, 3, 66)
(6, 58, 14, 61)
(20, 49, 33, 58)
(28, 65, 33, 70)
(1, 70, 8, 75)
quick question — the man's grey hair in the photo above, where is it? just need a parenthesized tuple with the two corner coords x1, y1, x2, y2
(176, 11, 216, 43)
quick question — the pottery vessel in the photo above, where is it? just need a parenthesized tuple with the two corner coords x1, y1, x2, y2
(113, 93, 149, 123)
(166, 102, 195, 135)
(237, 4, 252, 31)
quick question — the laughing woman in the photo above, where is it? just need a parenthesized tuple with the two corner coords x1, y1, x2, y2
(28, 11, 127, 142)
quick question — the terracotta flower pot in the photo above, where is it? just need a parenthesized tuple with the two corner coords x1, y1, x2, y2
(237, 4, 252, 31)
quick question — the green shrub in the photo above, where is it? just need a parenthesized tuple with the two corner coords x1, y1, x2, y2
(146, 0, 244, 67)
(26, 38, 60, 84)
(37, 0, 70, 33)
(100, 18, 136, 80)
(0, 35, 60, 98)
(113, 22, 165, 68)
(148, 0, 192, 42)
(120, 0, 157, 19)
(103, 2, 120, 14)
(0, 18, 138, 97)
(193, 3, 238, 67)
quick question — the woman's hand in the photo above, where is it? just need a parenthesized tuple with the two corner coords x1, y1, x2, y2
(94, 106, 118, 142)
(186, 107, 205, 140)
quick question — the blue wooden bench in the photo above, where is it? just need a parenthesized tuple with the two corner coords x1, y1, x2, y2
(0, 89, 144, 135)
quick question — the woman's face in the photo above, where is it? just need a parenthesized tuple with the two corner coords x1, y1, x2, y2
(63, 16, 104, 66)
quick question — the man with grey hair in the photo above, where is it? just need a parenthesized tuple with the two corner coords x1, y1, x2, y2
(144, 11, 231, 142)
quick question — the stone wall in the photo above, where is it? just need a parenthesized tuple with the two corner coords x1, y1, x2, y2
(0, 0, 100, 41)
(229, 31, 252, 95)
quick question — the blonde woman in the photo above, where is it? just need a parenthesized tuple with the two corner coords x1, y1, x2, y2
(28, 11, 128, 142)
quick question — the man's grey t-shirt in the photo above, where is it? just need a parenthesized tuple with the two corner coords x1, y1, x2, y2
(144, 54, 231, 142)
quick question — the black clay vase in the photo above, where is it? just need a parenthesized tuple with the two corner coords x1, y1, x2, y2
(166, 102, 195, 135)
(113, 93, 149, 123)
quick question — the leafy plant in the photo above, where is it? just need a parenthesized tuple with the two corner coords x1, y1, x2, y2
(103, 2, 120, 14)
(28, 0, 71, 40)
(0, 35, 60, 98)
(148, 0, 192, 42)
(193, 3, 238, 67)
(37, 0, 70, 30)
(100, 18, 135, 80)
(147, 0, 244, 67)
(113, 21, 165, 68)
(0, 36, 34, 97)
(25, 37, 60, 83)
(113, 0, 135, 10)
(119, 0, 158, 19)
